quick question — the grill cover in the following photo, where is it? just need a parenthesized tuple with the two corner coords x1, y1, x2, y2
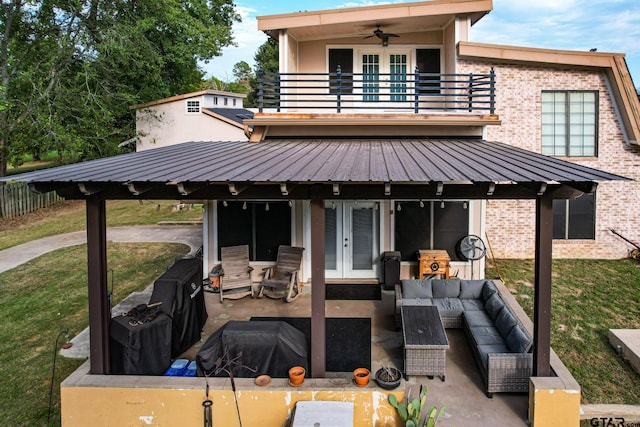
(150, 257, 207, 357)
(196, 321, 308, 378)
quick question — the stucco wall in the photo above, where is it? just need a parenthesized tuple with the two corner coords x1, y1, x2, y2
(136, 102, 247, 151)
(458, 60, 640, 259)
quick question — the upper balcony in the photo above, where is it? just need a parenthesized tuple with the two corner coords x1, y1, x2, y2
(246, 68, 500, 141)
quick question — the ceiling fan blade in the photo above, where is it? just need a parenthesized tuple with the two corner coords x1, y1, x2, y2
(363, 35, 374, 39)
(386, 33, 400, 37)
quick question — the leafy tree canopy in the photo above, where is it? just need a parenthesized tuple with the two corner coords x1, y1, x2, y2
(0, 0, 240, 176)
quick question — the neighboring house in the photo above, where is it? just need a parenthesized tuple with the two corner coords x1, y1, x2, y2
(131, 90, 252, 151)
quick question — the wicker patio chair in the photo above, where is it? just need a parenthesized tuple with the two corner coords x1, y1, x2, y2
(219, 245, 254, 303)
(258, 246, 304, 302)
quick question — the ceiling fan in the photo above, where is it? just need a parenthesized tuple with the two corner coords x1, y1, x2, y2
(363, 25, 399, 47)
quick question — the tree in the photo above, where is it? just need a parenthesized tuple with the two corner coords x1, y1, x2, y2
(0, 0, 240, 176)
(247, 38, 279, 107)
(233, 61, 253, 82)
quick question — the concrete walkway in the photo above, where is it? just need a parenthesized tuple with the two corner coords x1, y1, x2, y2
(0, 224, 203, 274)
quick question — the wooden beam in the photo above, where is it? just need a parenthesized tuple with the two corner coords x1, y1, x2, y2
(533, 193, 553, 376)
(86, 197, 111, 374)
(310, 197, 326, 377)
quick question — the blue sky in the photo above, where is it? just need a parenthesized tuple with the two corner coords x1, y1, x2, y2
(202, 0, 640, 87)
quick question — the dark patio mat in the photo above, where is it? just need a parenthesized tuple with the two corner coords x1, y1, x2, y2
(325, 284, 381, 300)
(250, 317, 371, 372)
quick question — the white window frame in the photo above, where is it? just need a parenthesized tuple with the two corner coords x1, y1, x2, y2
(186, 99, 201, 114)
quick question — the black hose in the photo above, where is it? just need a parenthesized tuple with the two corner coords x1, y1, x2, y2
(47, 330, 69, 425)
(203, 382, 212, 427)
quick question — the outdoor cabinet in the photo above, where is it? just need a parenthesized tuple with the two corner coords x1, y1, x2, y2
(382, 251, 401, 291)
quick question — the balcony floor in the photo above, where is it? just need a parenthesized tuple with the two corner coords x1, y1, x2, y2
(182, 287, 529, 427)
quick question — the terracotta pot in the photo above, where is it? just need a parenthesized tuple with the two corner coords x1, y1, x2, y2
(288, 366, 305, 386)
(353, 367, 370, 387)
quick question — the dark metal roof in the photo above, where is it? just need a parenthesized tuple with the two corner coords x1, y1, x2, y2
(5, 139, 627, 200)
(204, 108, 253, 125)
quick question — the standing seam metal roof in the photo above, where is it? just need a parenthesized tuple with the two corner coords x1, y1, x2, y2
(4, 139, 626, 185)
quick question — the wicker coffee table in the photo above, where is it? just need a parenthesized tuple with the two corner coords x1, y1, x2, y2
(401, 305, 449, 381)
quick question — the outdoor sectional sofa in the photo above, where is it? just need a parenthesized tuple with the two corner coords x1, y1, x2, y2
(395, 278, 533, 397)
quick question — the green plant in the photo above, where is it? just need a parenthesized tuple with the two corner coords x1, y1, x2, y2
(388, 385, 445, 427)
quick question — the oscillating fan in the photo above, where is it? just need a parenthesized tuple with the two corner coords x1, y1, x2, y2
(457, 235, 487, 279)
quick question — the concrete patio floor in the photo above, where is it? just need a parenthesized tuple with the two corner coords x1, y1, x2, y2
(183, 287, 530, 427)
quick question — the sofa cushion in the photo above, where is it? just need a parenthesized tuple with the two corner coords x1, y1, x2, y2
(434, 298, 464, 318)
(459, 280, 486, 299)
(464, 310, 495, 327)
(402, 298, 433, 307)
(494, 307, 518, 338)
(469, 326, 505, 346)
(477, 344, 510, 368)
(481, 281, 498, 302)
(402, 279, 433, 299)
(432, 279, 461, 298)
(506, 324, 532, 353)
(484, 293, 505, 321)
(462, 298, 485, 311)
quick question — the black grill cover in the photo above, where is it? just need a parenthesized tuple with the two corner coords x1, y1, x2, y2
(149, 257, 207, 357)
(196, 321, 308, 378)
(110, 313, 172, 375)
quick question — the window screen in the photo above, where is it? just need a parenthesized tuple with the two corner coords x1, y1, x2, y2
(541, 91, 598, 157)
(416, 49, 441, 94)
(552, 194, 595, 239)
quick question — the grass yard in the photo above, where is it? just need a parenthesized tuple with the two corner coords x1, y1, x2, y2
(486, 258, 640, 404)
(0, 199, 203, 251)
(0, 242, 190, 426)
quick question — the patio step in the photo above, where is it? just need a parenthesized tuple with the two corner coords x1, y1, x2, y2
(608, 329, 640, 375)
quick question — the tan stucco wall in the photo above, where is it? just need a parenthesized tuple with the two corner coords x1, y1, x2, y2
(136, 102, 247, 151)
(458, 60, 640, 259)
(61, 365, 403, 427)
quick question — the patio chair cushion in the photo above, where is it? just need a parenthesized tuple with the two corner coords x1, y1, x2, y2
(469, 326, 505, 346)
(477, 343, 510, 368)
(459, 280, 487, 299)
(484, 293, 505, 321)
(434, 297, 464, 318)
(506, 324, 532, 353)
(463, 310, 495, 327)
(401, 279, 433, 299)
(495, 306, 518, 338)
(481, 281, 498, 302)
(402, 298, 433, 307)
(462, 298, 485, 311)
(432, 279, 461, 298)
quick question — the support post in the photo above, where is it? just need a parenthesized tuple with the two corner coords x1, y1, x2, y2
(310, 197, 326, 377)
(86, 197, 110, 374)
(533, 194, 553, 376)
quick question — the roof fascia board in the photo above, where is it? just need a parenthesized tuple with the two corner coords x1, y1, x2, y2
(130, 90, 247, 110)
(458, 41, 640, 147)
(257, 0, 492, 31)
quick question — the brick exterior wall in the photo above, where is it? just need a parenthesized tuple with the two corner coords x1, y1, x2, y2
(458, 60, 640, 259)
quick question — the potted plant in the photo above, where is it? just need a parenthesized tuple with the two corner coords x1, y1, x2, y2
(353, 367, 370, 386)
(374, 365, 402, 390)
(288, 366, 305, 386)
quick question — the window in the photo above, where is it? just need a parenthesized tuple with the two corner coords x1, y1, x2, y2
(329, 48, 353, 94)
(394, 201, 469, 261)
(416, 49, 441, 94)
(553, 194, 595, 240)
(224, 98, 228, 106)
(232, 99, 237, 106)
(214, 97, 218, 105)
(186, 100, 201, 114)
(217, 201, 291, 261)
(542, 91, 598, 156)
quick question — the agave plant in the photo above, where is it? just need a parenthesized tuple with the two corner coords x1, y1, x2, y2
(388, 385, 446, 427)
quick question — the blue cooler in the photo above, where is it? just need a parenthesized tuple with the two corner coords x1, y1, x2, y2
(164, 359, 189, 376)
(184, 360, 197, 377)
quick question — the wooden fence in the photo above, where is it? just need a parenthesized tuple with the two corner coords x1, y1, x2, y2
(0, 181, 64, 219)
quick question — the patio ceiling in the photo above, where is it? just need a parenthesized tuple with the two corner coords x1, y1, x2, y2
(8, 139, 627, 201)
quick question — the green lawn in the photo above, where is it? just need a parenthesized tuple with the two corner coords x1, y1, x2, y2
(0, 200, 203, 251)
(0, 242, 190, 426)
(486, 258, 640, 404)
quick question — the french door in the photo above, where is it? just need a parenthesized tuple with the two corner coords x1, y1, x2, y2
(325, 201, 379, 279)
(359, 50, 410, 104)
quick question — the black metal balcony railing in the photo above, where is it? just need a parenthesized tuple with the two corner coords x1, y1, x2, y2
(257, 67, 495, 115)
